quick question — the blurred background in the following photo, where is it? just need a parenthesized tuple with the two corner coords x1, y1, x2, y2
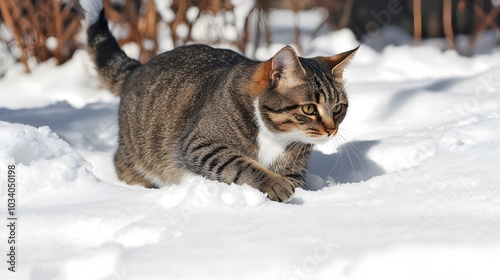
(1, 0, 499, 76)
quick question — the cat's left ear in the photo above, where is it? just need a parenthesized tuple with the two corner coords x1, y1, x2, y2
(322, 46, 359, 77)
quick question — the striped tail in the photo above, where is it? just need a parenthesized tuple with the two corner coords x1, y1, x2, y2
(84, 2, 141, 95)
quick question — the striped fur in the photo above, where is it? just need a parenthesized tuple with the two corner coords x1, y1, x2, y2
(87, 9, 357, 202)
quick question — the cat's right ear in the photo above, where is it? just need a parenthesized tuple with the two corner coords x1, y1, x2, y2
(250, 46, 305, 96)
(270, 46, 306, 88)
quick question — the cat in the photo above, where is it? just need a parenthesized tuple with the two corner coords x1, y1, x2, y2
(85, 5, 357, 202)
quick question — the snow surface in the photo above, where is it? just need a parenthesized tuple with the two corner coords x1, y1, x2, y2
(1, 11, 500, 280)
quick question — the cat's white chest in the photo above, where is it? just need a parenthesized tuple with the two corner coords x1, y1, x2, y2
(256, 128, 287, 168)
(254, 100, 294, 168)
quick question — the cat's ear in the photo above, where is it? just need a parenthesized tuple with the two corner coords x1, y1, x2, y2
(270, 46, 306, 88)
(322, 46, 359, 77)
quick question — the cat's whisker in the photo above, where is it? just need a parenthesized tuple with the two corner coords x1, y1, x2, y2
(286, 139, 303, 153)
(339, 135, 357, 183)
(338, 128, 358, 140)
(326, 135, 345, 175)
(339, 132, 367, 183)
(328, 149, 342, 176)
(293, 143, 308, 170)
(342, 140, 364, 183)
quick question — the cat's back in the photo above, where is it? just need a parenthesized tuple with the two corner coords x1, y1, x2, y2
(147, 44, 250, 73)
(124, 44, 253, 98)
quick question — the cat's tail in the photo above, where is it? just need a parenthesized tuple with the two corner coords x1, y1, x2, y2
(81, 0, 141, 96)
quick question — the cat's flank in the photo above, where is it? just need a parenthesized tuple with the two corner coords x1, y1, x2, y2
(86, 7, 357, 202)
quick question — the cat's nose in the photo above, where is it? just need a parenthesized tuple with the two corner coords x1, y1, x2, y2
(323, 120, 336, 137)
(325, 129, 336, 137)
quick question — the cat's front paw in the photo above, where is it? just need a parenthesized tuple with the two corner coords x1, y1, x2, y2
(261, 178, 295, 203)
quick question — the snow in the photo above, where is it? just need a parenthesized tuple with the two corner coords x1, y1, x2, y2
(1, 10, 500, 280)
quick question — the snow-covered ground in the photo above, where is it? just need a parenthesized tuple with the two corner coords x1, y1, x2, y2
(1, 9, 500, 280)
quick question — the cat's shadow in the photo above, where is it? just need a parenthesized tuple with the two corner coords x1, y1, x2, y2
(306, 140, 384, 191)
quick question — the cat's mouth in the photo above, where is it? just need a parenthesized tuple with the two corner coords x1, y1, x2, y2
(303, 134, 332, 145)
(303, 129, 337, 145)
(275, 130, 330, 146)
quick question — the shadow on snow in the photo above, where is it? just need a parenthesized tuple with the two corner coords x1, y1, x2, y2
(0, 101, 118, 152)
(307, 140, 385, 191)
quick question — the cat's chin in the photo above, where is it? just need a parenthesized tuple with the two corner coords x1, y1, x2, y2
(303, 136, 331, 146)
(275, 132, 329, 146)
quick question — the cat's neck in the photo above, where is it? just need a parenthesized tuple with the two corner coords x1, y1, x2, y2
(253, 99, 305, 168)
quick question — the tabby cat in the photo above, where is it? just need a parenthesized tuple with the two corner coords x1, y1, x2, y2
(86, 5, 357, 202)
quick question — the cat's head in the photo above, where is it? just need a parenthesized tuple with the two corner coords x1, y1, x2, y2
(253, 46, 358, 145)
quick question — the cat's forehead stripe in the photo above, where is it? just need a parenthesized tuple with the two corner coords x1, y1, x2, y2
(313, 75, 326, 103)
(314, 74, 336, 104)
(325, 75, 342, 104)
(314, 91, 321, 104)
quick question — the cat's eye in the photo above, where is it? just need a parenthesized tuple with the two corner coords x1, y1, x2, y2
(301, 104, 318, 115)
(333, 104, 343, 114)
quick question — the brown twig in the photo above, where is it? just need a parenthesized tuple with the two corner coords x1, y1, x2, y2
(339, 0, 353, 29)
(0, 0, 30, 72)
(469, 4, 500, 53)
(443, 0, 456, 50)
(414, 0, 422, 45)
(53, 0, 63, 63)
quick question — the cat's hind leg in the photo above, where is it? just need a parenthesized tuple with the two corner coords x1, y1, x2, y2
(114, 148, 156, 188)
